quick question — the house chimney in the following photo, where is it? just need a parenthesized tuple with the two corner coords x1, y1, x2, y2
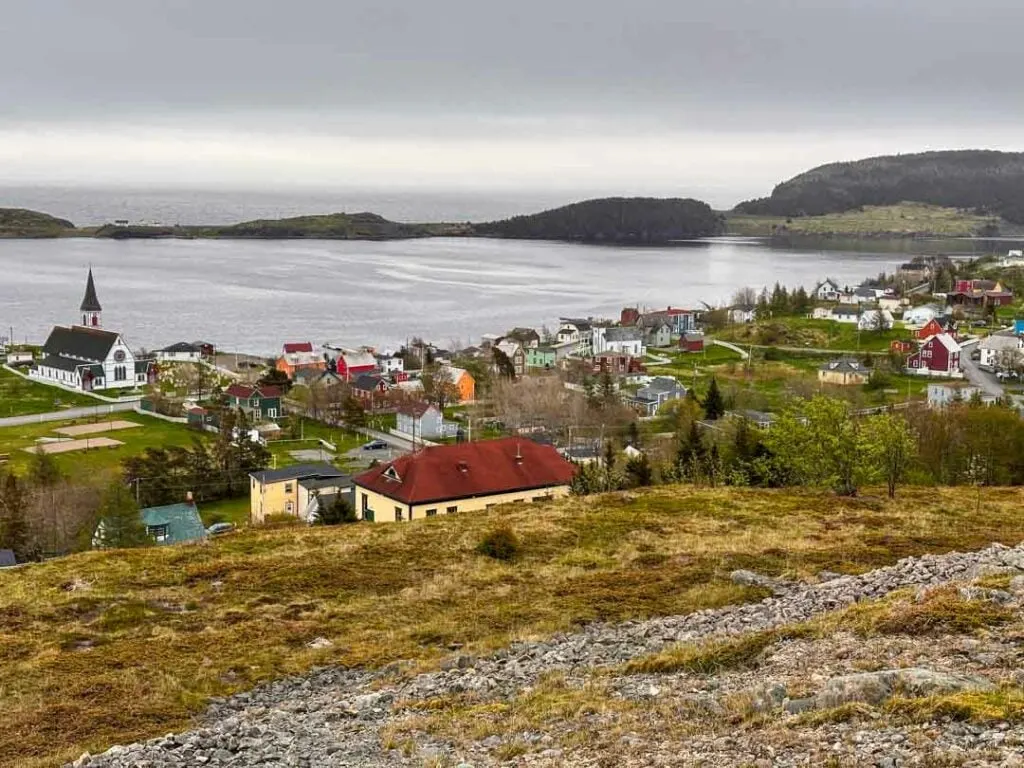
(186, 491, 194, 505)
(515, 442, 523, 464)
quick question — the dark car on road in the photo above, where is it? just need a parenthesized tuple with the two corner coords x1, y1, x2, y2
(362, 439, 390, 451)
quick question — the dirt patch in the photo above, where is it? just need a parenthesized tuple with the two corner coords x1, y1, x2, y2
(26, 437, 124, 454)
(54, 420, 141, 437)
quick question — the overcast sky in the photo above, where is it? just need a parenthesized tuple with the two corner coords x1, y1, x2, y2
(1, 0, 1020, 207)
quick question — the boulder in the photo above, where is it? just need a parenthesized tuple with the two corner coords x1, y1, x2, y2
(813, 668, 993, 710)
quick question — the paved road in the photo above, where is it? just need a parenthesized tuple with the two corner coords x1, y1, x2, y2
(958, 338, 1006, 398)
(0, 401, 137, 428)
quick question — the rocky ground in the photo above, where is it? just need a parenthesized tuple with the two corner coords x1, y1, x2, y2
(72, 543, 1024, 767)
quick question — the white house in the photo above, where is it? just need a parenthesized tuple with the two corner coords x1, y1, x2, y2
(377, 353, 405, 375)
(830, 306, 860, 324)
(902, 305, 940, 327)
(396, 402, 446, 440)
(557, 318, 594, 355)
(978, 334, 1024, 369)
(30, 270, 154, 392)
(878, 297, 902, 312)
(999, 250, 1024, 268)
(927, 383, 994, 408)
(813, 279, 842, 302)
(154, 342, 203, 362)
(811, 307, 832, 320)
(602, 327, 644, 357)
(857, 309, 895, 331)
(729, 306, 756, 324)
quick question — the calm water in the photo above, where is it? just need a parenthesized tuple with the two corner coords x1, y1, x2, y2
(0, 236, 910, 354)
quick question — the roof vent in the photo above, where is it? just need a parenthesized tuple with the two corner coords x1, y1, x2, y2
(457, 461, 469, 473)
(515, 443, 523, 464)
(384, 466, 402, 482)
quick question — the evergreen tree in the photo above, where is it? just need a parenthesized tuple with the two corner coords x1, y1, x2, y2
(316, 494, 357, 525)
(599, 370, 616, 407)
(703, 377, 726, 420)
(29, 448, 62, 487)
(624, 453, 653, 488)
(0, 473, 31, 562)
(93, 482, 150, 549)
(603, 440, 617, 490)
(627, 420, 641, 448)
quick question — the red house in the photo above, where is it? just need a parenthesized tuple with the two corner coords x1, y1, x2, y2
(328, 348, 378, 381)
(890, 339, 915, 354)
(680, 332, 705, 353)
(593, 353, 646, 375)
(906, 333, 961, 377)
(283, 341, 314, 354)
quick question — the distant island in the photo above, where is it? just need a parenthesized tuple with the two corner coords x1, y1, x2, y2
(474, 197, 725, 242)
(730, 149, 1024, 237)
(0, 196, 724, 244)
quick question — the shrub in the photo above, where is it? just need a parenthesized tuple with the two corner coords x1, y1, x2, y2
(476, 526, 522, 562)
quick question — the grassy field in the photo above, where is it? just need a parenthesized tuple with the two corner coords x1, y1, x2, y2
(726, 203, 1000, 238)
(0, 368, 99, 417)
(717, 317, 909, 353)
(2, 485, 1024, 767)
(0, 414, 206, 477)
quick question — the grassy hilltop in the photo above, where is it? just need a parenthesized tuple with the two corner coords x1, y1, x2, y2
(2, 485, 1024, 767)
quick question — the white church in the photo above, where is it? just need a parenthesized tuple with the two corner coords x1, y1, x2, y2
(30, 269, 156, 392)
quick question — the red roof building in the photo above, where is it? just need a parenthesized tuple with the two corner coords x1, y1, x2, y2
(906, 333, 962, 377)
(283, 342, 314, 354)
(352, 438, 577, 522)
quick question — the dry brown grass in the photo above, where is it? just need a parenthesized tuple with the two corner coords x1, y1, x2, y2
(2, 485, 1024, 767)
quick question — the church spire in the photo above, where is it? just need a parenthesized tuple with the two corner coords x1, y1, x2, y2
(79, 268, 103, 328)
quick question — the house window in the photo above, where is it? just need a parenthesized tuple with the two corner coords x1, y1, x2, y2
(147, 524, 169, 543)
(426, 508, 437, 517)
(286, 502, 294, 514)
(446, 505, 458, 514)
(395, 506, 404, 521)
(267, 408, 277, 418)
(284, 483, 293, 493)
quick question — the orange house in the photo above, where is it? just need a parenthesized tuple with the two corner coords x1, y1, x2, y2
(444, 365, 476, 403)
(275, 342, 326, 380)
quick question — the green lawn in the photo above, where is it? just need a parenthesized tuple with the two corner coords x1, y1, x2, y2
(0, 414, 207, 478)
(718, 316, 909, 353)
(198, 496, 250, 527)
(0, 368, 99, 417)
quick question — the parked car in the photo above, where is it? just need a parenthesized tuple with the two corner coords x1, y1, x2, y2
(206, 523, 235, 536)
(362, 439, 389, 451)
(970, 349, 981, 361)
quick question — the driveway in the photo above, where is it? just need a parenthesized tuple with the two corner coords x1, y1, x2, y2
(958, 338, 1006, 399)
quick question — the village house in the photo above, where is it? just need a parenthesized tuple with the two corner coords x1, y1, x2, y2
(927, 383, 995, 408)
(377, 352, 405, 376)
(818, 358, 869, 386)
(916, 315, 956, 341)
(506, 327, 541, 349)
(680, 332, 705, 353)
(898, 260, 933, 285)
(275, 342, 326, 380)
(94, 494, 206, 548)
(629, 376, 687, 416)
(249, 463, 351, 524)
(811, 307, 832, 320)
(495, 339, 527, 377)
(352, 438, 576, 523)
(31, 269, 156, 392)
(903, 305, 941, 327)
(396, 402, 446, 440)
(999, 250, 1024, 268)
(732, 410, 778, 429)
(154, 342, 206, 363)
(878, 296, 903, 312)
(225, 383, 282, 421)
(906, 333, 962, 377)
(729, 305, 756, 324)
(526, 346, 557, 370)
(813, 278, 842, 302)
(830, 306, 860, 324)
(890, 340, 915, 354)
(557, 318, 594, 355)
(948, 279, 1015, 309)
(857, 309, 894, 332)
(352, 373, 389, 407)
(603, 327, 645, 357)
(592, 352, 645, 375)
(640, 319, 673, 349)
(978, 334, 1024, 370)
(441, 365, 476, 403)
(323, 345, 378, 381)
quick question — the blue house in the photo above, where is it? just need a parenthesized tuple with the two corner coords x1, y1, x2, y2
(1013, 319, 1024, 336)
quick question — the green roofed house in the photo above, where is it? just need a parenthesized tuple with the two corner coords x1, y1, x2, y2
(139, 499, 208, 545)
(526, 346, 557, 370)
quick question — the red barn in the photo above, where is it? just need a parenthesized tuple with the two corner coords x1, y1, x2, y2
(906, 333, 961, 377)
(329, 348, 378, 381)
(680, 332, 705, 353)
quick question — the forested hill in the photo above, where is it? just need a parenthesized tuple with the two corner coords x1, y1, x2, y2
(0, 208, 74, 237)
(474, 197, 725, 242)
(734, 150, 1024, 224)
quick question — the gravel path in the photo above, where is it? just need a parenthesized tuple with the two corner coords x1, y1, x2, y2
(71, 542, 1024, 768)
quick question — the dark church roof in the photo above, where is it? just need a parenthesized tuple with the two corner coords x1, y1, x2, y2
(80, 268, 102, 312)
(42, 326, 119, 363)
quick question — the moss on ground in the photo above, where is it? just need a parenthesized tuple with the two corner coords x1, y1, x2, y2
(2, 485, 1024, 767)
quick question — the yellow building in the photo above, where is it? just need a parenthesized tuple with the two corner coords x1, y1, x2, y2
(352, 438, 576, 523)
(249, 463, 351, 524)
(818, 358, 869, 386)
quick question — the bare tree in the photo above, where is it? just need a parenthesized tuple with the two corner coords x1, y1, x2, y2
(731, 287, 758, 307)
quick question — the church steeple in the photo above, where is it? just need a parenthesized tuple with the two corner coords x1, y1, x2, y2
(79, 268, 102, 328)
